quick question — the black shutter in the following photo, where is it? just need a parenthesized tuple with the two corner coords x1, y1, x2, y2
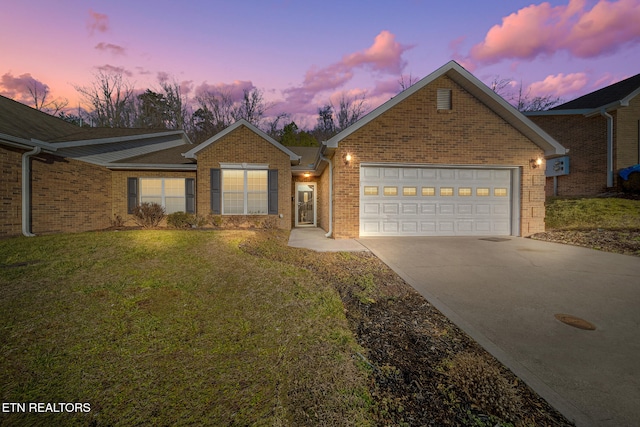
(210, 169, 221, 214)
(185, 178, 195, 214)
(268, 169, 278, 215)
(127, 178, 138, 214)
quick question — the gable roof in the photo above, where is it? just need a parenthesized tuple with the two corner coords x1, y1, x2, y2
(551, 73, 640, 111)
(183, 119, 301, 162)
(324, 61, 566, 157)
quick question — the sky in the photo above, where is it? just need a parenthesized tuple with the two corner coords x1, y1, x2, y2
(1, 0, 639, 129)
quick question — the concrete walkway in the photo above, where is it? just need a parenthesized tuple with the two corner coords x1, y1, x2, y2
(358, 236, 640, 427)
(287, 228, 368, 252)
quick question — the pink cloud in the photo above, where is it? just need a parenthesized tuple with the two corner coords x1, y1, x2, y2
(95, 64, 133, 77)
(87, 10, 109, 35)
(194, 80, 255, 102)
(343, 30, 411, 74)
(467, 0, 640, 65)
(527, 72, 588, 97)
(564, 0, 640, 57)
(95, 42, 125, 55)
(281, 31, 412, 116)
(0, 72, 49, 104)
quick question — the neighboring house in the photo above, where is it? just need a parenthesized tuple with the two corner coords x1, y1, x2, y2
(1, 61, 566, 239)
(0, 95, 193, 237)
(526, 73, 640, 197)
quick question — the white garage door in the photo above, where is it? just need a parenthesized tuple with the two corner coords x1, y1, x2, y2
(360, 166, 514, 236)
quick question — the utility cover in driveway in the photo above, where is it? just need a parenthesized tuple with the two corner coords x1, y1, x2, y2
(360, 166, 513, 236)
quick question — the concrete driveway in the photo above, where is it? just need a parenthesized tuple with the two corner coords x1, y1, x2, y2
(358, 236, 640, 427)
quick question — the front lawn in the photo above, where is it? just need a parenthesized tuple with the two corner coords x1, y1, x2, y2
(0, 230, 371, 426)
(2, 229, 572, 426)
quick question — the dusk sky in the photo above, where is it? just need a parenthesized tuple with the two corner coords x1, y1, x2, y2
(2, 0, 639, 128)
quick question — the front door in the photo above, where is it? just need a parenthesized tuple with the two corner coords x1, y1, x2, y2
(295, 182, 316, 227)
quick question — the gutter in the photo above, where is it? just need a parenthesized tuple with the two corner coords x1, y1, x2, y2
(319, 153, 333, 238)
(22, 146, 41, 237)
(600, 110, 614, 187)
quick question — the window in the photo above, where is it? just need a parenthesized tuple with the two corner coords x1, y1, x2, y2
(458, 187, 472, 196)
(364, 186, 379, 196)
(222, 170, 268, 214)
(383, 186, 398, 196)
(437, 88, 452, 110)
(440, 187, 454, 196)
(138, 178, 190, 214)
(422, 187, 436, 196)
(494, 188, 508, 197)
(403, 187, 417, 196)
(477, 188, 490, 196)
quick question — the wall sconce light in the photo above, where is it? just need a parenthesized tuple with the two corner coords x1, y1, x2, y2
(343, 153, 352, 165)
(530, 158, 543, 169)
(303, 172, 311, 178)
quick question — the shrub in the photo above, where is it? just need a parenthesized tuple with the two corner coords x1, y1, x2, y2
(167, 212, 208, 229)
(442, 352, 522, 421)
(167, 212, 191, 229)
(110, 214, 125, 228)
(209, 214, 223, 228)
(132, 202, 166, 228)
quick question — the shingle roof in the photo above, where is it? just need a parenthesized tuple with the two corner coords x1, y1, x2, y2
(551, 73, 640, 110)
(114, 144, 197, 165)
(0, 94, 179, 143)
(0, 94, 82, 141)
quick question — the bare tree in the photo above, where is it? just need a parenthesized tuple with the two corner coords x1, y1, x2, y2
(489, 76, 562, 112)
(159, 80, 187, 130)
(26, 79, 68, 115)
(399, 73, 418, 91)
(334, 92, 368, 130)
(75, 70, 135, 127)
(195, 89, 235, 133)
(232, 88, 270, 125)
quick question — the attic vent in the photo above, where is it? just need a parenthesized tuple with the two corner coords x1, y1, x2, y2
(437, 88, 452, 110)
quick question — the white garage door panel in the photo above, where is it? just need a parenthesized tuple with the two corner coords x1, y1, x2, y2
(360, 166, 514, 236)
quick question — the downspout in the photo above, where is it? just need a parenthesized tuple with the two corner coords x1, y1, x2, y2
(319, 154, 333, 238)
(600, 110, 614, 188)
(22, 146, 41, 237)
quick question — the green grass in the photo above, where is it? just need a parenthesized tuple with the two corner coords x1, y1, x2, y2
(545, 197, 640, 230)
(0, 230, 372, 426)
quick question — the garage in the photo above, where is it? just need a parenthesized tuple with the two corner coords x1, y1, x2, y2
(359, 165, 519, 236)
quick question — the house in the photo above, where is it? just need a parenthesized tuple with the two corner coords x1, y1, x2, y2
(1, 61, 566, 239)
(526, 73, 640, 197)
(0, 94, 194, 237)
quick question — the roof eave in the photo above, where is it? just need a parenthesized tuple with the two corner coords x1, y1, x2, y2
(52, 130, 189, 148)
(106, 163, 197, 171)
(0, 133, 57, 151)
(183, 119, 302, 162)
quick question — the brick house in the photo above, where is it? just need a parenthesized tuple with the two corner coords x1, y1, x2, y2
(526, 73, 640, 197)
(0, 95, 194, 237)
(1, 61, 566, 239)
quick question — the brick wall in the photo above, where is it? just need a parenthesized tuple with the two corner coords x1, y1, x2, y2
(0, 146, 23, 237)
(616, 96, 640, 170)
(529, 114, 608, 196)
(330, 75, 546, 238)
(30, 153, 112, 235)
(111, 170, 197, 226)
(195, 125, 292, 229)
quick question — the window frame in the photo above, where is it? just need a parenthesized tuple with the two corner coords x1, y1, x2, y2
(221, 169, 269, 215)
(137, 177, 192, 214)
